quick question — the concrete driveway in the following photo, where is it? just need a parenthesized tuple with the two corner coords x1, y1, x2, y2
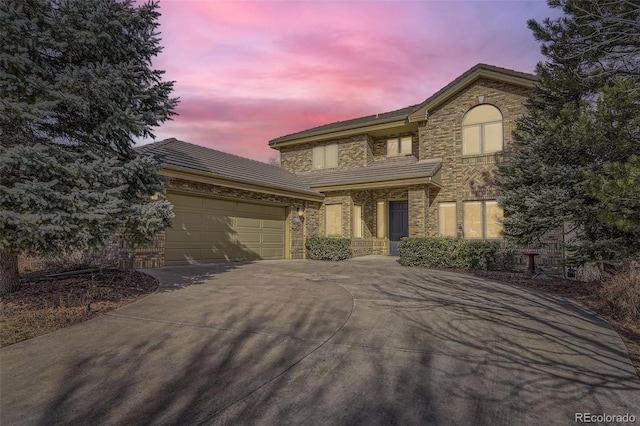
(1, 257, 639, 425)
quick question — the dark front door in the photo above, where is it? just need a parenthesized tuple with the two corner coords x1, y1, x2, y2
(389, 200, 408, 255)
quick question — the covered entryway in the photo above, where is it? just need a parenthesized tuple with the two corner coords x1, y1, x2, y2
(165, 191, 286, 265)
(389, 200, 408, 255)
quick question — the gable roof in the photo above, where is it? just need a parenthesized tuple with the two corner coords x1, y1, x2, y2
(407, 63, 537, 122)
(298, 157, 442, 191)
(269, 63, 536, 148)
(136, 138, 322, 200)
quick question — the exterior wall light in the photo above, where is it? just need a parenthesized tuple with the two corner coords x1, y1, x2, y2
(293, 206, 304, 225)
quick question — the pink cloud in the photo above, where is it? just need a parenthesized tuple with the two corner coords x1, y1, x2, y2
(140, 0, 556, 162)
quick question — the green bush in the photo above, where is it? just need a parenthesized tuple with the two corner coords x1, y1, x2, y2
(398, 237, 511, 270)
(305, 236, 352, 261)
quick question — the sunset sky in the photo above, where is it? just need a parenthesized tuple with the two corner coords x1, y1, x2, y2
(141, 0, 559, 162)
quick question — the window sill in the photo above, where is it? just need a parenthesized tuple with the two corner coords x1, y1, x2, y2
(460, 152, 503, 165)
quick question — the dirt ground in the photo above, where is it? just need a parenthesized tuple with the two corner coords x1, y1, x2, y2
(1, 266, 638, 379)
(0, 269, 158, 347)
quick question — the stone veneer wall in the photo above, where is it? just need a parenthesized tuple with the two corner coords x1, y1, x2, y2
(420, 78, 563, 272)
(279, 135, 371, 174)
(421, 78, 530, 237)
(371, 133, 418, 163)
(117, 233, 166, 270)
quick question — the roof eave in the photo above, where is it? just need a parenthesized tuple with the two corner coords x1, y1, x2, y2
(269, 117, 410, 149)
(309, 175, 442, 192)
(161, 165, 324, 201)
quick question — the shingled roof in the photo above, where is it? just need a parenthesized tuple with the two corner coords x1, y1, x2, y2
(298, 157, 442, 189)
(136, 138, 322, 198)
(269, 63, 536, 147)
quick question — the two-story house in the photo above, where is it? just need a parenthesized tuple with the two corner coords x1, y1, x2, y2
(102, 63, 562, 271)
(269, 63, 536, 256)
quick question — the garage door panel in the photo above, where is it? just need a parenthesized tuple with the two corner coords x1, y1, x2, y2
(166, 228, 202, 243)
(262, 219, 285, 230)
(237, 202, 283, 220)
(262, 247, 285, 259)
(211, 245, 260, 260)
(236, 231, 262, 244)
(166, 192, 285, 264)
(236, 202, 263, 215)
(261, 205, 284, 217)
(169, 194, 203, 209)
(262, 233, 285, 244)
(165, 247, 203, 264)
(203, 198, 235, 212)
(236, 217, 261, 228)
(202, 214, 234, 230)
(171, 210, 203, 229)
(202, 230, 236, 244)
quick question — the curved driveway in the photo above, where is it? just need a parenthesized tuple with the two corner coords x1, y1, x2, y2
(2, 257, 639, 425)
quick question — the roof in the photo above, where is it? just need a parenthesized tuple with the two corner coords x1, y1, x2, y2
(298, 157, 442, 190)
(269, 63, 536, 147)
(269, 104, 419, 147)
(407, 63, 537, 122)
(135, 138, 322, 198)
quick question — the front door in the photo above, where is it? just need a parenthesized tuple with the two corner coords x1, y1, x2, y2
(389, 200, 408, 255)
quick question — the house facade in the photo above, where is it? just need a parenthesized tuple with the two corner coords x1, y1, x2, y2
(270, 64, 559, 263)
(84, 63, 562, 272)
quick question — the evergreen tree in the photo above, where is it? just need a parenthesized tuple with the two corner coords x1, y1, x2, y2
(0, 0, 178, 293)
(498, 0, 640, 268)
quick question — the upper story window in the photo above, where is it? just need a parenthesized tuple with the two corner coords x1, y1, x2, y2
(312, 144, 338, 169)
(462, 105, 503, 155)
(387, 136, 412, 157)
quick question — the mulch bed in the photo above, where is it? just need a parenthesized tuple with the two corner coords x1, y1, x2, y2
(0, 269, 158, 347)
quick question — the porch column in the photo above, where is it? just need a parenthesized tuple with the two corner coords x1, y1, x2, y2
(408, 186, 428, 237)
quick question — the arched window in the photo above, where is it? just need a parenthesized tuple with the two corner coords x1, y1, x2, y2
(462, 105, 503, 155)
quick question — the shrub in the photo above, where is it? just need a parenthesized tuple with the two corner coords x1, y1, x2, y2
(305, 236, 352, 261)
(599, 265, 640, 322)
(398, 237, 510, 270)
(42, 246, 117, 273)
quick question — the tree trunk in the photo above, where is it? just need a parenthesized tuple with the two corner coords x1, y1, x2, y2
(0, 251, 20, 295)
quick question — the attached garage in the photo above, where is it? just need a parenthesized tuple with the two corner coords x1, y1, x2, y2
(165, 191, 287, 265)
(132, 138, 323, 268)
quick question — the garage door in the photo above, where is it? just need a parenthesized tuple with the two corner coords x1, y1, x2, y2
(165, 192, 286, 265)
